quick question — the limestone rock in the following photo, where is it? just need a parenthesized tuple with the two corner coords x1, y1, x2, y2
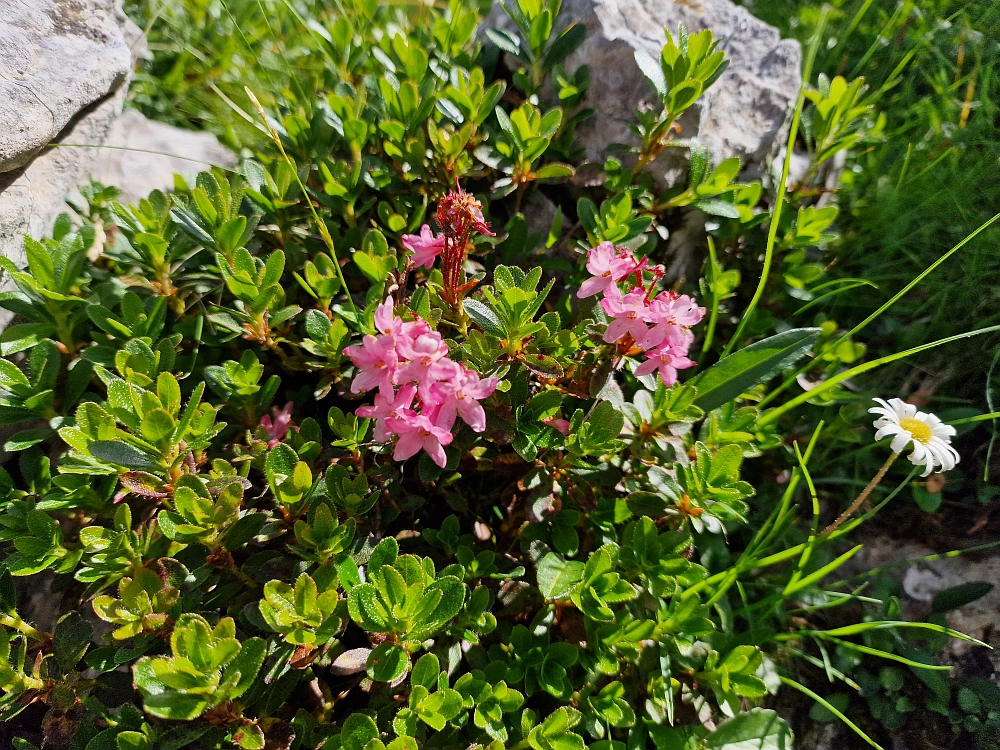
(0, 0, 137, 173)
(0, 0, 141, 326)
(90, 109, 238, 206)
(484, 0, 801, 182)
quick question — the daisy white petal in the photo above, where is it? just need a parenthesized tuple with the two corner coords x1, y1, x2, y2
(869, 397, 960, 475)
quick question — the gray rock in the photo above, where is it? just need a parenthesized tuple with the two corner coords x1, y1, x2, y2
(485, 0, 801, 183)
(0, 0, 141, 326)
(89, 109, 238, 206)
(0, 0, 138, 173)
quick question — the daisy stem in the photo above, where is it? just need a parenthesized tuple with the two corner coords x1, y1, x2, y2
(822, 451, 899, 536)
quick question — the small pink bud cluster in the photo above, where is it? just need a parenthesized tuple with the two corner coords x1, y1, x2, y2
(401, 184, 494, 307)
(578, 242, 705, 386)
(261, 401, 296, 448)
(344, 298, 498, 467)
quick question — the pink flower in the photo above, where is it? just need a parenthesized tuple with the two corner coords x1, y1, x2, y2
(373, 296, 398, 335)
(648, 292, 705, 327)
(347, 296, 497, 467)
(637, 293, 704, 351)
(601, 285, 652, 344)
(395, 331, 457, 390)
(261, 401, 296, 448)
(578, 242, 636, 299)
(430, 368, 498, 433)
(387, 413, 454, 467)
(634, 343, 696, 386)
(402, 225, 446, 269)
(344, 334, 398, 396)
(356, 385, 417, 441)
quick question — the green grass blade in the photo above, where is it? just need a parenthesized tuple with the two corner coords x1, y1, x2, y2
(778, 675, 884, 750)
(819, 636, 953, 670)
(783, 545, 863, 597)
(809, 620, 990, 648)
(758, 323, 1000, 426)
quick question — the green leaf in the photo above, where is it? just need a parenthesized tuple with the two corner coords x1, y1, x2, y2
(368, 643, 409, 682)
(931, 582, 994, 613)
(88, 441, 161, 472)
(266, 443, 299, 476)
(707, 709, 793, 750)
(141, 409, 176, 444)
(341, 714, 379, 750)
(410, 653, 439, 690)
(53, 611, 92, 672)
(464, 299, 506, 337)
(692, 328, 821, 411)
(3, 428, 52, 452)
(536, 553, 585, 600)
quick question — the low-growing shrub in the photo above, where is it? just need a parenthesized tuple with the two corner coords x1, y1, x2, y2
(0, 2, 992, 749)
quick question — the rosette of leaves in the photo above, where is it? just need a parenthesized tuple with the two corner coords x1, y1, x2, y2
(289, 499, 356, 564)
(346, 538, 466, 676)
(258, 570, 343, 647)
(0, 224, 90, 354)
(499, 625, 579, 700)
(325, 463, 379, 516)
(568, 543, 637, 623)
(265, 443, 316, 517)
(157, 474, 245, 548)
(133, 614, 266, 722)
(462, 265, 563, 379)
(0, 339, 92, 452)
(619, 517, 705, 598)
(453, 665, 525, 743)
(58, 369, 222, 487)
(92, 568, 181, 639)
(392, 653, 465, 735)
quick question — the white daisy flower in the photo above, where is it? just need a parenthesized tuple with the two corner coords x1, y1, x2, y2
(869, 398, 959, 477)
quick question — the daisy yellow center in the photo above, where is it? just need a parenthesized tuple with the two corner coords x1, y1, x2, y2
(899, 417, 932, 444)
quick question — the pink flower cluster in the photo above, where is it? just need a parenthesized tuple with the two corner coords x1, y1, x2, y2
(344, 298, 498, 467)
(578, 242, 705, 386)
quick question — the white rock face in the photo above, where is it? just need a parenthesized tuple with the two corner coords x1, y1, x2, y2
(0, 0, 142, 327)
(485, 0, 802, 182)
(0, 0, 136, 172)
(91, 109, 238, 206)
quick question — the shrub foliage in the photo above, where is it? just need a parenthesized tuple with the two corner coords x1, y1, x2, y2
(0, 2, 981, 749)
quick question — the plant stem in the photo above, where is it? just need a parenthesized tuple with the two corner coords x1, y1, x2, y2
(822, 451, 899, 536)
(0, 613, 49, 641)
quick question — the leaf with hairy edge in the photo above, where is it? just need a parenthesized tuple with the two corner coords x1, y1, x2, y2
(88, 441, 161, 472)
(120, 471, 170, 499)
(692, 328, 820, 412)
(536, 553, 585, 600)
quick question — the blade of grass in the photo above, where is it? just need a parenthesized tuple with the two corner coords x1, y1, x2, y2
(782, 441, 822, 593)
(758, 323, 1000, 426)
(782, 545, 863, 597)
(779, 675, 884, 750)
(819, 636, 954, 670)
(802, 620, 990, 647)
(700, 235, 720, 353)
(758, 211, 1000, 409)
(793, 280, 877, 317)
